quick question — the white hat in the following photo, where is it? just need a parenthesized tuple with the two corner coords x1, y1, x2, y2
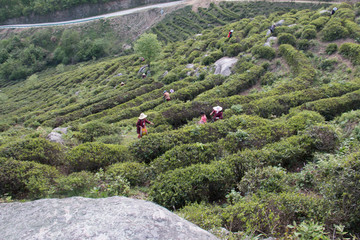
(213, 106, 223, 112)
(139, 113, 147, 119)
(230, 30, 234, 32)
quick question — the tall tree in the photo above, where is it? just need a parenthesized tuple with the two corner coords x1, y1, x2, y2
(134, 33, 161, 72)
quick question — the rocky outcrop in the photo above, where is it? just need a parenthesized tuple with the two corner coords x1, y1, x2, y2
(47, 127, 69, 144)
(214, 57, 238, 76)
(0, 196, 218, 240)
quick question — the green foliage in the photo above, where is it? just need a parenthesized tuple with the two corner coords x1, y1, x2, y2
(150, 160, 236, 209)
(0, 158, 60, 198)
(53, 171, 96, 196)
(310, 17, 329, 31)
(105, 161, 149, 186)
(134, 33, 161, 68)
(301, 28, 317, 39)
(238, 166, 288, 195)
(0, 138, 65, 166)
(66, 142, 132, 172)
(322, 20, 349, 41)
(78, 120, 119, 142)
(287, 220, 329, 240)
(252, 45, 276, 60)
(150, 142, 223, 175)
(297, 39, 310, 50)
(201, 55, 215, 65)
(306, 124, 339, 152)
(339, 42, 360, 65)
(326, 43, 338, 55)
(223, 192, 328, 235)
(278, 33, 296, 46)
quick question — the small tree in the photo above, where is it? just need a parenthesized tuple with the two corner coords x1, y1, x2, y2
(134, 33, 161, 72)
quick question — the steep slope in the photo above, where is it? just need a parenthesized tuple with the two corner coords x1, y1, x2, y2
(1, 1, 360, 239)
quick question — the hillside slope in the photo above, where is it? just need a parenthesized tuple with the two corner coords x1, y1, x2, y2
(1, 1, 360, 239)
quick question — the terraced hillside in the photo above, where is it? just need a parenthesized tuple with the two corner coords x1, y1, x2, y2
(1, 1, 360, 239)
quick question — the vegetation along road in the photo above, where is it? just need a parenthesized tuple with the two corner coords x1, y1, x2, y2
(0, 0, 344, 29)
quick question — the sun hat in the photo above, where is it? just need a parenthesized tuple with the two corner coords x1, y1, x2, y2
(139, 113, 147, 119)
(230, 30, 234, 32)
(164, 90, 167, 93)
(213, 106, 223, 112)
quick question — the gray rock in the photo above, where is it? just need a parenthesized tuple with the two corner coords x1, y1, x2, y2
(275, 19, 284, 26)
(47, 127, 69, 144)
(47, 131, 64, 144)
(264, 37, 277, 47)
(186, 64, 194, 69)
(0, 196, 218, 240)
(214, 57, 238, 76)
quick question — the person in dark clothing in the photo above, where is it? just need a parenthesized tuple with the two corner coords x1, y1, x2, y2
(269, 24, 276, 33)
(136, 113, 154, 139)
(331, 7, 337, 15)
(210, 106, 223, 122)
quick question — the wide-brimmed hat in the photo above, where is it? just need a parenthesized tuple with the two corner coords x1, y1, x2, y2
(139, 113, 147, 119)
(164, 90, 167, 93)
(213, 106, 223, 112)
(230, 30, 234, 32)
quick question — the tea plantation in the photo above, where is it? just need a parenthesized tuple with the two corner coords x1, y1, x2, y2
(1, 1, 360, 239)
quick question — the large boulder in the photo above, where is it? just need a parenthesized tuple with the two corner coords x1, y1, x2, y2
(214, 57, 238, 76)
(0, 196, 218, 240)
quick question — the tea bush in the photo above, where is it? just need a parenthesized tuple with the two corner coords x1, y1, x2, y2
(105, 161, 150, 186)
(238, 166, 288, 195)
(66, 142, 132, 172)
(150, 142, 223, 175)
(53, 171, 96, 196)
(339, 42, 360, 65)
(149, 160, 236, 209)
(0, 158, 60, 198)
(278, 33, 296, 46)
(301, 28, 317, 39)
(222, 192, 328, 235)
(310, 17, 329, 31)
(0, 138, 65, 166)
(297, 39, 310, 50)
(325, 43, 338, 55)
(78, 120, 118, 142)
(298, 89, 360, 120)
(322, 20, 349, 41)
(252, 46, 276, 60)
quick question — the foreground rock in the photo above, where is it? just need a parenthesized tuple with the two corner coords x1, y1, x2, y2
(0, 196, 218, 240)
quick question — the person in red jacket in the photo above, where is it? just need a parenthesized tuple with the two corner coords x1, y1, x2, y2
(136, 113, 154, 139)
(227, 30, 233, 39)
(210, 106, 223, 122)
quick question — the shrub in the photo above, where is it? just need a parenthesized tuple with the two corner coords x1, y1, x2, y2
(301, 28, 317, 39)
(306, 124, 339, 152)
(177, 202, 223, 230)
(297, 39, 310, 50)
(310, 17, 329, 31)
(202, 55, 215, 65)
(54, 171, 96, 196)
(0, 158, 60, 198)
(149, 160, 236, 209)
(320, 58, 337, 71)
(298, 89, 360, 120)
(260, 72, 276, 85)
(252, 46, 275, 60)
(66, 142, 132, 172)
(339, 42, 360, 65)
(105, 161, 149, 186)
(224, 43, 242, 57)
(79, 120, 117, 142)
(238, 166, 288, 195)
(150, 142, 223, 175)
(187, 50, 201, 63)
(322, 21, 349, 41)
(162, 72, 178, 84)
(326, 43, 338, 55)
(223, 192, 328, 235)
(278, 33, 296, 46)
(0, 138, 65, 166)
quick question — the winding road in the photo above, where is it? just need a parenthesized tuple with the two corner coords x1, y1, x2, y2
(0, 0, 186, 29)
(0, 0, 341, 29)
